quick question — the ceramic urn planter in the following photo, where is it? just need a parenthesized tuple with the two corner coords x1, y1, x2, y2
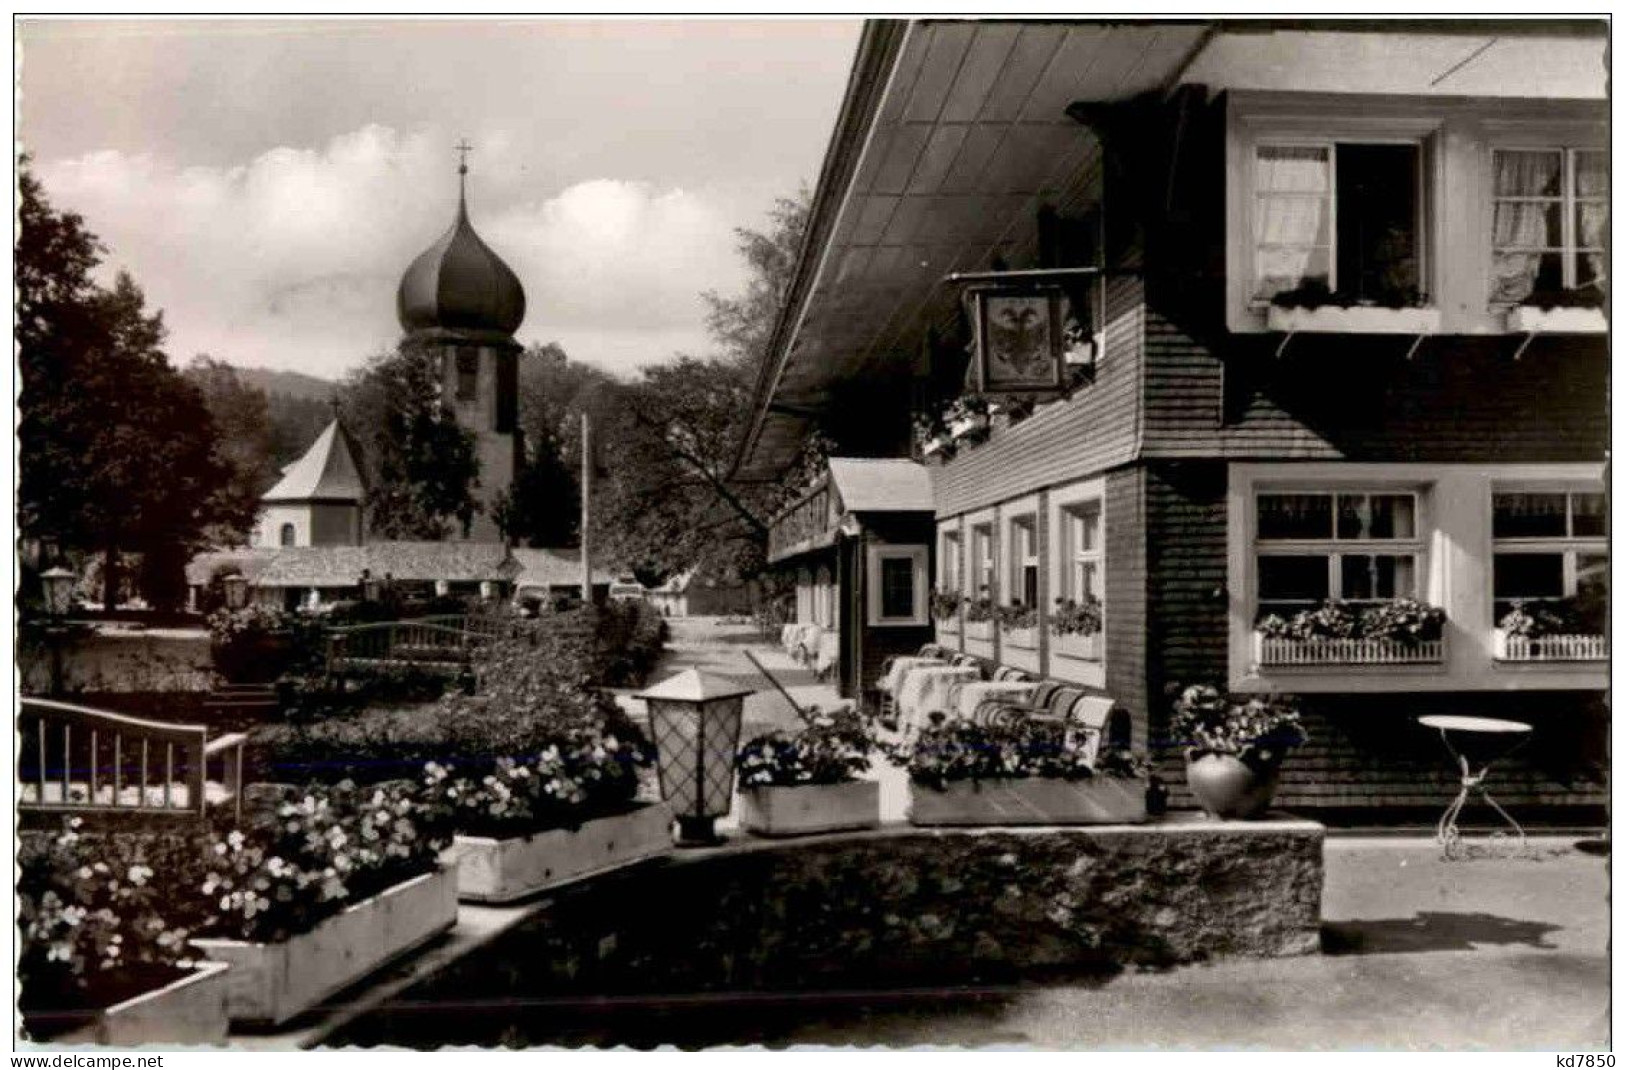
(1185, 753, 1282, 820)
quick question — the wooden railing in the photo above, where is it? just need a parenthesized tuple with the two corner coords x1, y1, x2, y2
(325, 619, 489, 678)
(18, 697, 244, 827)
(1255, 634, 1445, 667)
(1495, 631, 1607, 662)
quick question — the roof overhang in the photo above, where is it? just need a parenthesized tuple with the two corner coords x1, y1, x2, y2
(733, 17, 1608, 481)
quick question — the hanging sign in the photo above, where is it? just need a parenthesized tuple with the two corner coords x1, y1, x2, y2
(967, 285, 1068, 395)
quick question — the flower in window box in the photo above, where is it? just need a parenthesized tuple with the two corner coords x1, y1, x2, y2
(994, 602, 1037, 630)
(1050, 596, 1102, 637)
(929, 590, 963, 621)
(1359, 598, 1446, 645)
(963, 595, 997, 623)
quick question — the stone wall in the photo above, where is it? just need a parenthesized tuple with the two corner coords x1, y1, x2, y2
(332, 817, 1323, 1048)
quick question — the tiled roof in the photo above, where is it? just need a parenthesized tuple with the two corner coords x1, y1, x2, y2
(827, 457, 935, 514)
(184, 549, 282, 587)
(253, 541, 520, 588)
(262, 419, 367, 503)
(511, 547, 615, 590)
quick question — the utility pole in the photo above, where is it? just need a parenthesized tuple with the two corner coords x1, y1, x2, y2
(581, 411, 592, 605)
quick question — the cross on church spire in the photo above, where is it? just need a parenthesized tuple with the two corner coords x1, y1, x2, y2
(454, 138, 473, 216)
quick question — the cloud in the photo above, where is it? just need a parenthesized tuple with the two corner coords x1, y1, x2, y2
(35, 124, 748, 379)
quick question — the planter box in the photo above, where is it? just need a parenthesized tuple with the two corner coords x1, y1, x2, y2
(53, 961, 232, 1047)
(1051, 631, 1101, 662)
(1255, 633, 1444, 667)
(1495, 629, 1607, 662)
(908, 776, 1147, 827)
(935, 615, 960, 637)
(446, 802, 673, 904)
(193, 865, 457, 1027)
(1266, 304, 1441, 334)
(1002, 625, 1039, 650)
(739, 780, 880, 837)
(1505, 305, 1606, 334)
(965, 618, 995, 642)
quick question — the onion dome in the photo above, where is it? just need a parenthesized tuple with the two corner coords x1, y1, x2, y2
(396, 169, 526, 344)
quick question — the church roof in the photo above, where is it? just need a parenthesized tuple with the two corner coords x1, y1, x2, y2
(262, 419, 368, 503)
(397, 180, 526, 344)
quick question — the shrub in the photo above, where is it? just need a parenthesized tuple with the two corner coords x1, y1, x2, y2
(737, 705, 876, 788)
(1169, 685, 1307, 765)
(888, 714, 1142, 788)
(1050, 596, 1103, 636)
(208, 605, 325, 683)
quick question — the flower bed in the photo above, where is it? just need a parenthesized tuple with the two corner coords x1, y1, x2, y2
(448, 803, 673, 902)
(736, 706, 882, 837)
(1254, 598, 1446, 666)
(891, 715, 1147, 827)
(195, 866, 457, 1027)
(907, 776, 1144, 826)
(1495, 630, 1607, 662)
(18, 822, 225, 1044)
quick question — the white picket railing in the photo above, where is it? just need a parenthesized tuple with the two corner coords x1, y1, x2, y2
(1494, 630, 1607, 662)
(1255, 634, 1444, 667)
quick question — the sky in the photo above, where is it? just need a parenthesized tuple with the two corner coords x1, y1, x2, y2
(17, 17, 861, 380)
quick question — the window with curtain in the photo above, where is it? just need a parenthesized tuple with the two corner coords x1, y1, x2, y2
(1254, 490, 1423, 619)
(1008, 515, 1039, 608)
(1491, 489, 1607, 620)
(1063, 501, 1102, 603)
(940, 531, 961, 593)
(1490, 148, 1607, 305)
(971, 524, 994, 601)
(1253, 142, 1422, 304)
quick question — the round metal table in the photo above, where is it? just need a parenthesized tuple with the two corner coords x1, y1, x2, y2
(1417, 715, 1533, 859)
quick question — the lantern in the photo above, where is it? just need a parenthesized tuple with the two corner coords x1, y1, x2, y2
(223, 573, 250, 610)
(40, 566, 76, 618)
(635, 669, 753, 846)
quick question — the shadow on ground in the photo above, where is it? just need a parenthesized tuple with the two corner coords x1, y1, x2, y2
(1321, 911, 1560, 956)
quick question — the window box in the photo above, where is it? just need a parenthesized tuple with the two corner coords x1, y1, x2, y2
(53, 960, 232, 1047)
(936, 615, 961, 636)
(1504, 305, 1607, 334)
(1002, 624, 1039, 651)
(1494, 630, 1607, 662)
(1052, 632, 1102, 662)
(907, 776, 1147, 827)
(965, 619, 995, 642)
(447, 802, 673, 904)
(1265, 305, 1441, 334)
(1254, 634, 1444, 667)
(739, 780, 880, 838)
(193, 865, 458, 1027)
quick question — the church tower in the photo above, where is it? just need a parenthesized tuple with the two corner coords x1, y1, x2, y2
(395, 147, 526, 542)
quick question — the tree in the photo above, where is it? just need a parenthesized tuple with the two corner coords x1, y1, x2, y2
(185, 356, 279, 546)
(340, 342, 481, 540)
(18, 165, 233, 609)
(583, 191, 815, 581)
(502, 343, 611, 548)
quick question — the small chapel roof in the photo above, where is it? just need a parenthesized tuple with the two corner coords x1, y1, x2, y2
(262, 419, 368, 504)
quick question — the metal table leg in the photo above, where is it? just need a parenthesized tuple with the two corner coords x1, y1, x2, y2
(1434, 729, 1528, 860)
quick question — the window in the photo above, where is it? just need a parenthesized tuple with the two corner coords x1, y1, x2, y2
(971, 523, 995, 601)
(1490, 149, 1607, 304)
(1253, 141, 1423, 304)
(455, 346, 479, 402)
(279, 522, 296, 547)
(867, 545, 928, 627)
(1255, 491, 1422, 618)
(1062, 501, 1103, 603)
(940, 530, 961, 592)
(1492, 490, 1607, 619)
(1008, 515, 1038, 607)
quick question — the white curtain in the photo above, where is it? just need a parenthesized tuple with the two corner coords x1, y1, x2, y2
(1490, 150, 1561, 304)
(1254, 146, 1331, 299)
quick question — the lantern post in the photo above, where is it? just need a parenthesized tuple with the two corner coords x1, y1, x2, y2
(635, 669, 753, 846)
